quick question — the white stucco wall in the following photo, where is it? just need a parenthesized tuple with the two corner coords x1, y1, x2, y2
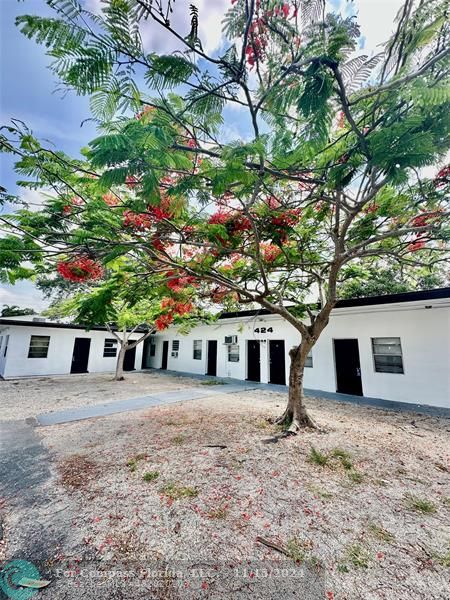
(0, 325, 143, 378)
(144, 299, 450, 409)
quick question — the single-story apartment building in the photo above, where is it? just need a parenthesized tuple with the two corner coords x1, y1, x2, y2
(0, 317, 144, 379)
(1, 288, 449, 410)
(142, 288, 450, 409)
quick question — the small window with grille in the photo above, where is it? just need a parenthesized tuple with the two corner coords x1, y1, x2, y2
(228, 344, 239, 362)
(28, 335, 50, 358)
(193, 340, 202, 360)
(372, 337, 404, 374)
(103, 338, 118, 358)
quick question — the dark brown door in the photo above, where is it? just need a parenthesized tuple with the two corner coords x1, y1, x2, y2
(70, 338, 91, 373)
(247, 340, 261, 382)
(207, 341, 217, 376)
(161, 341, 169, 370)
(334, 339, 363, 396)
(124, 346, 136, 371)
(269, 340, 286, 385)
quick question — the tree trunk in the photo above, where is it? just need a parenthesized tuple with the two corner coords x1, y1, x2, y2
(114, 344, 127, 381)
(275, 344, 316, 431)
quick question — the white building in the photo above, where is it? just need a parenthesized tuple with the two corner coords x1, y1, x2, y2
(1, 289, 449, 410)
(0, 317, 143, 378)
(142, 288, 450, 409)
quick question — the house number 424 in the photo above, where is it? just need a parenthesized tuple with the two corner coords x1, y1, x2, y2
(254, 327, 273, 334)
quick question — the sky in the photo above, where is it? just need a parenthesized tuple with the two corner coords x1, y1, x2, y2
(0, 0, 404, 311)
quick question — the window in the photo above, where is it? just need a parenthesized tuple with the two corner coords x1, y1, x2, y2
(28, 335, 50, 358)
(150, 342, 156, 357)
(305, 350, 313, 368)
(372, 337, 404, 374)
(193, 340, 202, 360)
(3, 335, 9, 357)
(172, 340, 180, 352)
(228, 344, 239, 362)
(103, 338, 118, 358)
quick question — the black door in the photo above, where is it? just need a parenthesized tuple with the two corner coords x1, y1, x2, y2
(124, 346, 136, 371)
(269, 340, 286, 385)
(247, 340, 261, 382)
(161, 341, 169, 370)
(207, 340, 217, 376)
(70, 338, 91, 374)
(334, 339, 363, 396)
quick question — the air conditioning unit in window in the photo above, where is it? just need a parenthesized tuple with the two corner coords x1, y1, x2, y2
(224, 335, 238, 345)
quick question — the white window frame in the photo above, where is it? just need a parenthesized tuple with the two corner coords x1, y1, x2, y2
(28, 335, 50, 359)
(228, 344, 239, 363)
(193, 340, 202, 360)
(305, 350, 313, 368)
(371, 337, 404, 374)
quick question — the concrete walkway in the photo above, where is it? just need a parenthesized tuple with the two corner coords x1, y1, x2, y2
(36, 369, 450, 426)
(36, 382, 260, 426)
(151, 370, 450, 418)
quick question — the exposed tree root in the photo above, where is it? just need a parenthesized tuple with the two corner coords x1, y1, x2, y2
(274, 408, 318, 432)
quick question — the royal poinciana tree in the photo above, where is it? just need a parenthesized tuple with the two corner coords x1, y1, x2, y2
(1, 0, 450, 429)
(43, 263, 204, 380)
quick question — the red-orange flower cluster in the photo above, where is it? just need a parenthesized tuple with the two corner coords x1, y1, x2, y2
(261, 243, 282, 262)
(57, 257, 103, 282)
(102, 193, 119, 207)
(155, 297, 194, 330)
(166, 271, 197, 293)
(407, 239, 426, 252)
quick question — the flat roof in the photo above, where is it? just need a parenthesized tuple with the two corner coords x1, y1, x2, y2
(1, 288, 449, 329)
(219, 287, 450, 319)
(0, 319, 148, 333)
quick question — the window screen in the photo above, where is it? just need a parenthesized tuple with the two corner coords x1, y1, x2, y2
(103, 338, 118, 357)
(28, 335, 50, 358)
(372, 337, 404, 374)
(228, 344, 239, 362)
(193, 340, 202, 360)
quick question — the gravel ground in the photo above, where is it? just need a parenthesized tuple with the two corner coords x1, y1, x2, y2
(0, 371, 202, 421)
(1, 373, 449, 599)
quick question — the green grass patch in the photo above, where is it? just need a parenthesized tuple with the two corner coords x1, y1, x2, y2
(348, 470, 364, 483)
(142, 471, 159, 482)
(307, 484, 333, 500)
(405, 494, 436, 514)
(368, 523, 395, 543)
(308, 447, 329, 466)
(286, 538, 313, 563)
(436, 548, 450, 568)
(200, 379, 227, 386)
(171, 435, 186, 445)
(345, 543, 370, 569)
(127, 453, 147, 472)
(160, 482, 198, 500)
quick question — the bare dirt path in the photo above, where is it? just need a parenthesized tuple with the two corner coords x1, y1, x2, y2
(0, 374, 449, 599)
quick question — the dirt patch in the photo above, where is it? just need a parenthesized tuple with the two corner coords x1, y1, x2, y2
(58, 455, 100, 491)
(1, 374, 449, 599)
(0, 371, 202, 421)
